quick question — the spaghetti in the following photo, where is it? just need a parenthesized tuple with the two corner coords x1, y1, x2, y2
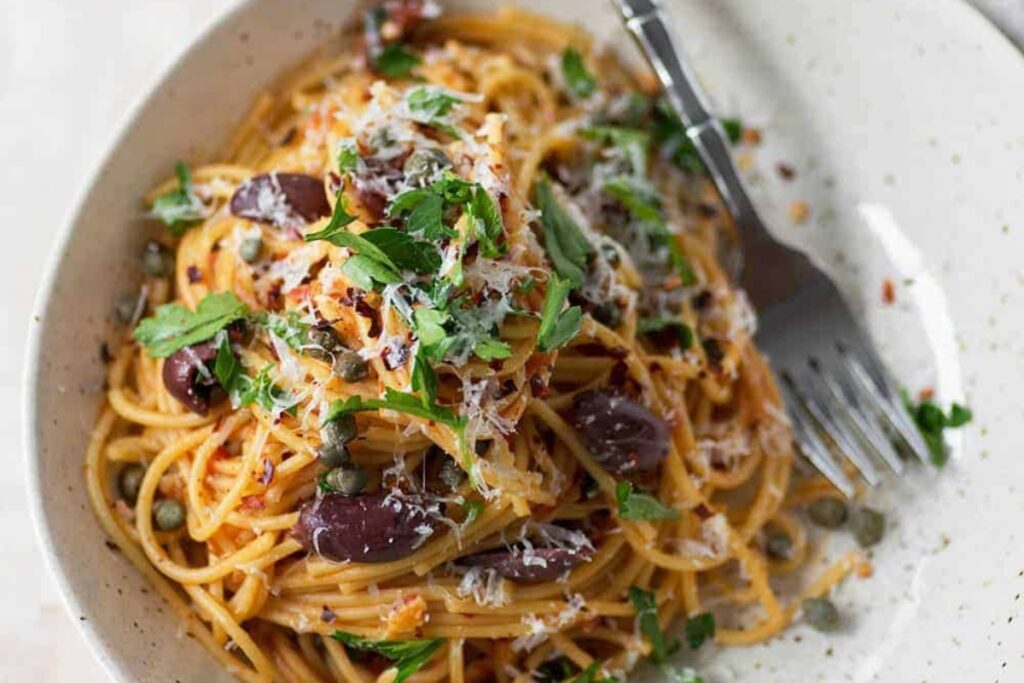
(86, 4, 860, 682)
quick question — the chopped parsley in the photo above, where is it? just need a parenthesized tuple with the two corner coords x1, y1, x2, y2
(411, 347, 439, 409)
(151, 162, 205, 236)
(902, 393, 972, 467)
(534, 175, 593, 287)
(305, 193, 359, 242)
(260, 311, 309, 350)
(238, 364, 297, 414)
(684, 612, 715, 650)
(307, 222, 440, 290)
(581, 125, 650, 177)
(331, 632, 443, 683)
(322, 390, 466, 432)
(414, 296, 512, 365)
(336, 140, 360, 174)
(389, 174, 504, 254)
(561, 46, 597, 99)
(604, 177, 696, 286)
(537, 274, 583, 352)
(616, 481, 680, 521)
(133, 291, 249, 358)
(637, 316, 694, 350)
(373, 43, 421, 78)
(628, 586, 679, 665)
(408, 86, 463, 119)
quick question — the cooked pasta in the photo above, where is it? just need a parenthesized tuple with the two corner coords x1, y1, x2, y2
(86, 4, 862, 682)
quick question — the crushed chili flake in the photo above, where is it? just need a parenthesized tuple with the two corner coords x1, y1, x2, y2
(776, 163, 796, 180)
(354, 296, 382, 338)
(260, 458, 275, 487)
(187, 265, 202, 283)
(882, 278, 895, 305)
(918, 387, 935, 402)
(741, 128, 762, 145)
(241, 494, 266, 511)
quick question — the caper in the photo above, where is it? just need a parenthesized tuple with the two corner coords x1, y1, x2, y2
(143, 240, 173, 277)
(153, 499, 186, 531)
(403, 148, 451, 186)
(325, 466, 367, 496)
(807, 497, 848, 529)
(850, 507, 885, 547)
(765, 531, 792, 560)
(334, 351, 369, 382)
(322, 414, 357, 446)
(591, 301, 622, 328)
(438, 457, 466, 490)
(306, 324, 345, 362)
(317, 442, 350, 469)
(114, 293, 138, 323)
(238, 236, 263, 264)
(118, 464, 145, 504)
(802, 597, 840, 632)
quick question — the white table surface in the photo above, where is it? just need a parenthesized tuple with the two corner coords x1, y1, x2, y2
(1, 0, 1020, 680)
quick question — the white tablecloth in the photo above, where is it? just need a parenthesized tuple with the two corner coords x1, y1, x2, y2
(0, 0, 1018, 679)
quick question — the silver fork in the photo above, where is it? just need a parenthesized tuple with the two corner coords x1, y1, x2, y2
(614, 0, 932, 497)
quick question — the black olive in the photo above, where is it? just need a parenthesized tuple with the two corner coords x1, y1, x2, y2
(229, 172, 331, 227)
(291, 492, 443, 563)
(161, 340, 226, 415)
(459, 547, 592, 583)
(571, 390, 670, 475)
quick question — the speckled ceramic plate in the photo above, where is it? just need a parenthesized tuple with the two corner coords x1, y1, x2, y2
(24, 0, 1024, 681)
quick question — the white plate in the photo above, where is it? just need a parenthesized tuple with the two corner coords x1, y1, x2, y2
(24, 0, 1024, 681)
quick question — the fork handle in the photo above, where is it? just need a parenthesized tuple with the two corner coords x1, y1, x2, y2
(614, 0, 770, 258)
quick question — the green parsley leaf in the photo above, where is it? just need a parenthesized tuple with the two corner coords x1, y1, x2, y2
(637, 317, 694, 350)
(362, 228, 442, 274)
(628, 586, 679, 665)
(581, 125, 650, 177)
(405, 192, 449, 238)
(261, 311, 309, 350)
(534, 175, 593, 287)
(468, 186, 506, 258)
(604, 177, 695, 286)
(684, 612, 715, 650)
(665, 667, 704, 683)
(342, 254, 403, 290)
(411, 348, 439, 409)
(537, 274, 582, 352)
(408, 86, 463, 118)
(516, 276, 536, 294)
(322, 390, 466, 432)
(337, 140, 360, 174)
(237, 364, 296, 415)
(309, 221, 440, 289)
(616, 481, 680, 521)
(473, 336, 513, 361)
(414, 308, 449, 346)
(151, 162, 205, 236)
(331, 632, 443, 683)
(304, 194, 358, 243)
(389, 174, 479, 240)
(212, 334, 245, 401)
(561, 46, 597, 99)
(902, 393, 972, 467)
(373, 43, 421, 78)
(133, 291, 249, 358)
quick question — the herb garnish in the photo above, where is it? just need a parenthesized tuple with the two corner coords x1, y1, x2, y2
(260, 311, 309, 350)
(305, 194, 359, 243)
(628, 586, 679, 664)
(561, 46, 597, 99)
(651, 97, 741, 174)
(212, 337, 296, 414)
(637, 317, 694, 350)
(307, 222, 440, 290)
(337, 140, 360, 174)
(615, 481, 680, 521)
(902, 394, 972, 467)
(152, 162, 206, 235)
(133, 291, 248, 358)
(581, 125, 650, 177)
(331, 632, 443, 683)
(322, 391, 466, 432)
(534, 175, 593, 287)
(537, 274, 583, 352)
(574, 661, 619, 683)
(683, 612, 715, 650)
(373, 43, 421, 78)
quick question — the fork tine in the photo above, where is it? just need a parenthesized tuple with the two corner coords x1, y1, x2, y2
(836, 344, 932, 464)
(791, 369, 883, 486)
(810, 359, 905, 475)
(780, 380, 855, 498)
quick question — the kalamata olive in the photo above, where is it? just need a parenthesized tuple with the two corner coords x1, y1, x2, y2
(229, 172, 331, 228)
(162, 340, 226, 415)
(292, 492, 443, 563)
(403, 148, 451, 186)
(571, 390, 670, 475)
(459, 547, 592, 583)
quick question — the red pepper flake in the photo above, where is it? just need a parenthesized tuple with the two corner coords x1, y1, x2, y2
(187, 265, 202, 283)
(918, 387, 935, 402)
(354, 296, 382, 337)
(241, 494, 266, 511)
(260, 458, 275, 487)
(776, 163, 796, 181)
(882, 278, 895, 305)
